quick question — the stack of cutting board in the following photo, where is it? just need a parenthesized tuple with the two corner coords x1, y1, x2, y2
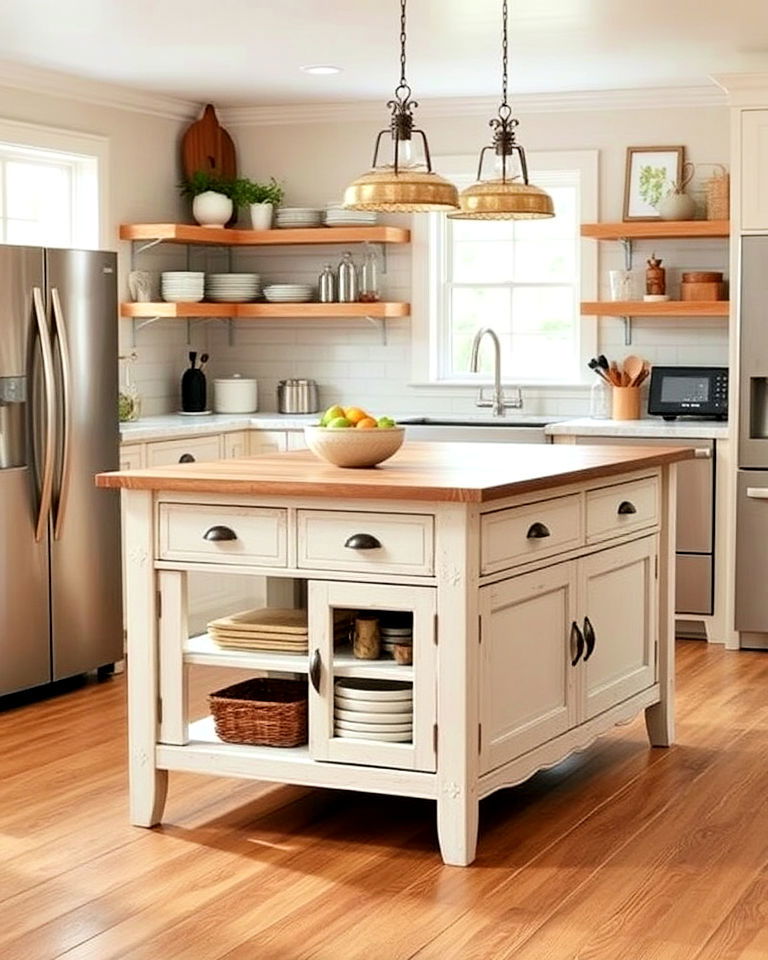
(208, 608, 308, 654)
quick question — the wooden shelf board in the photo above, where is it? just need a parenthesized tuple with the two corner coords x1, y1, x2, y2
(120, 223, 410, 245)
(581, 300, 729, 317)
(121, 301, 410, 319)
(581, 220, 730, 240)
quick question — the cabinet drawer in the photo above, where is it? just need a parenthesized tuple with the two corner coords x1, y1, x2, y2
(480, 494, 583, 575)
(586, 476, 659, 543)
(158, 503, 288, 566)
(297, 510, 434, 576)
(147, 436, 221, 467)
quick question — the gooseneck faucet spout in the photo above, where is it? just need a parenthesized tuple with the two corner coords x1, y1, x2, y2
(469, 327, 522, 417)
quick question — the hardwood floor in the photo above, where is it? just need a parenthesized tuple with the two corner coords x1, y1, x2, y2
(2, 641, 768, 959)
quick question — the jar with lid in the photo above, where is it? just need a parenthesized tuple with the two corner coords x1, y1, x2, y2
(318, 263, 336, 303)
(337, 251, 358, 303)
(589, 377, 612, 420)
(118, 353, 141, 422)
(359, 250, 380, 303)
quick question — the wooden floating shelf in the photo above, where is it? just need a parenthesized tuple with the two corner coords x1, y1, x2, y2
(120, 223, 410, 246)
(581, 220, 730, 241)
(121, 301, 410, 319)
(581, 300, 729, 317)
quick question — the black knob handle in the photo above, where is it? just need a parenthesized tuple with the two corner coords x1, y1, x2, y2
(618, 500, 637, 515)
(179, 453, 196, 463)
(344, 533, 382, 550)
(309, 649, 322, 693)
(203, 525, 238, 542)
(570, 620, 585, 667)
(583, 616, 596, 662)
(526, 521, 551, 540)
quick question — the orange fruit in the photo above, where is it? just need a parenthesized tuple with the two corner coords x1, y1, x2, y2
(356, 417, 378, 429)
(344, 406, 370, 425)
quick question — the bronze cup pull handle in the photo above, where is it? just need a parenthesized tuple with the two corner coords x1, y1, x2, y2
(570, 621, 585, 667)
(344, 533, 382, 550)
(203, 525, 238, 542)
(618, 500, 637, 515)
(526, 521, 551, 539)
(309, 649, 322, 693)
(583, 616, 596, 662)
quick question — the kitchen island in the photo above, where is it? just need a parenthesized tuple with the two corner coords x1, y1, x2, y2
(97, 441, 691, 866)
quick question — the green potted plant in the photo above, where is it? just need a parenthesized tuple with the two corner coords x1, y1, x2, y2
(179, 171, 233, 229)
(230, 177, 285, 230)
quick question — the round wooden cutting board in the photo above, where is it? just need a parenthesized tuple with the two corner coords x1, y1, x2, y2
(182, 104, 237, 180)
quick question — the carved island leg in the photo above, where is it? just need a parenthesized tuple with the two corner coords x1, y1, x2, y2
(123, 489, 168, 825)
(435, 503, 480, 866)
(645, 463, 677, 747)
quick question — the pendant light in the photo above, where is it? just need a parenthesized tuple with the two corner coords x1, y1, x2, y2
(343, 0, 459, 213)
(449, 0, 554, 220)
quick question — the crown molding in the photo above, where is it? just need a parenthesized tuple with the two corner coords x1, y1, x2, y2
(712, 73, 768, 106)
(0, 60, 199, 122)
(221, 84, 727, 127)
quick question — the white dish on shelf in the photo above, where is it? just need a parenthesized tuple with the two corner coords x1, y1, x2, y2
(334, 705, 413, 723)
(335, 719, 412, 734)
(334, 678, 412, 700)
(334, 728, 412, 742)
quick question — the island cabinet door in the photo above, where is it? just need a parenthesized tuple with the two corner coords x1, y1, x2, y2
(479, 562, 579, 774)
(307, 581, 437, 772)
(579, 536, 658, 721)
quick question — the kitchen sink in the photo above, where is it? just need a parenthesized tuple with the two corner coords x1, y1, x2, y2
(398, 417, 552, 427)
(400, 416, 556, 444)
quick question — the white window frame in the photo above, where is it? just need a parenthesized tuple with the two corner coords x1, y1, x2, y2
(0, 117, 108, 249)
(410, 149, 598, 387)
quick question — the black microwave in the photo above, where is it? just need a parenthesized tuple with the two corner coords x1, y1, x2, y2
(648, 366, 728, 421)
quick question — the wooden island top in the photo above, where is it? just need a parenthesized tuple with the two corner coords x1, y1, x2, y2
(97, 441, 694, 503)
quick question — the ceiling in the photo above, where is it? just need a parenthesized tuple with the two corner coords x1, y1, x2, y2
(1, 0, 768, 106)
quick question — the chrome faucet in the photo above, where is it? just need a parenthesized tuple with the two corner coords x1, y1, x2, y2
(468, 327, 523, 417)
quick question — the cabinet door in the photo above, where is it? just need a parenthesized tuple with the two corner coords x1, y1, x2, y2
(579, 536, 657, 721)
(742, 110, 768, 231)
(286, 431, 308, 451)
(308, 581, 436, 772)
(120, 443, 145, 470)
(146, 435, 222, 466)
(479, 562, 578, 774)
(249, 430, 287, 456)
(222, 430, 249, 459)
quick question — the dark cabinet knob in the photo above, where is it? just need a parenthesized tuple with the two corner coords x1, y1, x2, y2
(203, 525, 238, 542)
(179, 453, 196, 463)
(618, 500, 637, 515)
(309, 649, 322, 693)
(570, 621, 585, 667)
(344, 533, 382, 550)
(583, 616, 596, 662)
(526, 521, 551, 539)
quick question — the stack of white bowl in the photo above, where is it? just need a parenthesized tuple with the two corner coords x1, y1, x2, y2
(263, 283, 314, 303)
(324, 203, 379, 227)
(161, 271, 205, 303)
(205, 273, 261, 303)
(380, 613, 413, 658)
(334, 679, 413, 742)
(275, 207, 323, 229)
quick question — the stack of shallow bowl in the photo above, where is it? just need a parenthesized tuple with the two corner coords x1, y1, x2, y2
(324, 203, 379, 227)
(161, 271, 205, 302)
(334, 678, 413, 742)
(275, 207, 323, 229)
(206, 273, 261, 303)
(380, 613, 413, 658)
(263, 283, 314, 303)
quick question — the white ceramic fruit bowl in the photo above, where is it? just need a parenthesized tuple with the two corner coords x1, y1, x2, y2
(304, 425, 405, 468)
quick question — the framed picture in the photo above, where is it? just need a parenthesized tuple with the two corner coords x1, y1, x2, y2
(623, 146, 684, 221)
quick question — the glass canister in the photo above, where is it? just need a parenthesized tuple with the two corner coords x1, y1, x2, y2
(590, 377, 612, 420)
(118, 353, 142, 422)
(359, 250, 380, 303)
(337, 251, 358, 303)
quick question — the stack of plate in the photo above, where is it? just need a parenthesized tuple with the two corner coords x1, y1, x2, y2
(206, 273, 261, 303)
(324, 203, 379, 227)
(275, 207, 323, 229)
(380, 613, 413, 658)
(263, 284, 314, 303)
(334, 679, 413, 742)
(207, 607, 308, 654)
(161, 271, 205, 303)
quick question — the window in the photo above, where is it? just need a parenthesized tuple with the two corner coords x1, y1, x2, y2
(411, 150, 598, 386)
(0, 119, 106, 249)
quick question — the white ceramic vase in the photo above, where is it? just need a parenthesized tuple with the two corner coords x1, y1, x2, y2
(657, 191, 697, 221)
(249, 202, 274, 230)
(192, 191, 233, 229)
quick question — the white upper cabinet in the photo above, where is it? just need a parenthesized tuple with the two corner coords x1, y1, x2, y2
(741, 110, 768, 231)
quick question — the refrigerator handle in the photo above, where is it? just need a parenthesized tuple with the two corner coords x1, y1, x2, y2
(32, 287, 57, 543)
(746, 488, 768, 500)
(50, 287, 72, 541)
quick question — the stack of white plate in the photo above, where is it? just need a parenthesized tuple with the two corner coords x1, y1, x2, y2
(334, 679, 413, 742)
(263, 283, 314, 303)
(161, 271, 205, 303)
(380, 613, 413, 658)
(275, 207, 323, 229)
(324, 203, 379, 227)
(206, 273, 261, 303)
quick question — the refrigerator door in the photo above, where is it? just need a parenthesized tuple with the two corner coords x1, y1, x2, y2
(735, 471, 768, 633)
(739, 236, 768, 468)
(46, 248, 122, 680)
(0, 247, 51, 695)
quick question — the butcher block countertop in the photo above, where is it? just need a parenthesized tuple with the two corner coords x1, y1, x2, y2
(96, 442, 694, 504)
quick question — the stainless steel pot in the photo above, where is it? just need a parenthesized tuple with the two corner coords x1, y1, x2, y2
(277, 378, 319, 414)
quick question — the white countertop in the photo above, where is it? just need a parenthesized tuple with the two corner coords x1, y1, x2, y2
(545, 417, 730, 439)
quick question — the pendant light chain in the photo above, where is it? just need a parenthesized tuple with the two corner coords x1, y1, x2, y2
(399, 0, 408, 90)
(501, 0, 508, 113)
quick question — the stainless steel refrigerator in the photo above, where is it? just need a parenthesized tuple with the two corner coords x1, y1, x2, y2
(0, 246, 122, 695)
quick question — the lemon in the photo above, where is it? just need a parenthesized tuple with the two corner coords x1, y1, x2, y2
(321, 404, 345, 426)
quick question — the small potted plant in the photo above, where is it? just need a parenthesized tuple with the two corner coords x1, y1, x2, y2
(230, 177, 285, 230)
(179, 171, 233, 229)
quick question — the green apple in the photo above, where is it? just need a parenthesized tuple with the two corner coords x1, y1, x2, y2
(327, 416, 353, 428)
(321, 404, 345, 426)
(377, 416, 396, 428)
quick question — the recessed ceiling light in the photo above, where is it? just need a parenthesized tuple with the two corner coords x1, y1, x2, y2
(300, 64, 342, 76)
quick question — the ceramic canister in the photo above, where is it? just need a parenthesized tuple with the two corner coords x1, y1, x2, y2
(213, 375, 258, 413)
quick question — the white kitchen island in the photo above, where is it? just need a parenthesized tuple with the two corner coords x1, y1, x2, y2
(97, 441, 691, 866)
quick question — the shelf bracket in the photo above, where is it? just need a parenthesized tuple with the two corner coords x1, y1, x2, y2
(365, 316, 388, 345)
(131, 316, 162, 347)
(620, 316, 633, 346)
(620, 237, 633, 271)
(133, 238, 164, 258)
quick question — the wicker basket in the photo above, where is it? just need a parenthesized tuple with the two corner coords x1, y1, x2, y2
(209, 678, 308, 747)
(705, 166, 729, 220)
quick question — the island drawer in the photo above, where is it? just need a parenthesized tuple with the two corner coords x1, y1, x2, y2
(586, 476, 659, 544)
(158, 503, 288, 566)
(480, 494, 584, 575)
(297, 510, 434, 576)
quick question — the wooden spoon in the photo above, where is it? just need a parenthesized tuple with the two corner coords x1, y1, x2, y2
(624, 354, 645, 386)
(609, 361, 622, 386)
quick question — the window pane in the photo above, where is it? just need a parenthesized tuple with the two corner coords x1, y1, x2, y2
(507, 286, 575, 380)
(453, 240, 514, 283)
(450, 286, 510, 374)
(513, 239, 576, 283)
(4, 159, 73, 247)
